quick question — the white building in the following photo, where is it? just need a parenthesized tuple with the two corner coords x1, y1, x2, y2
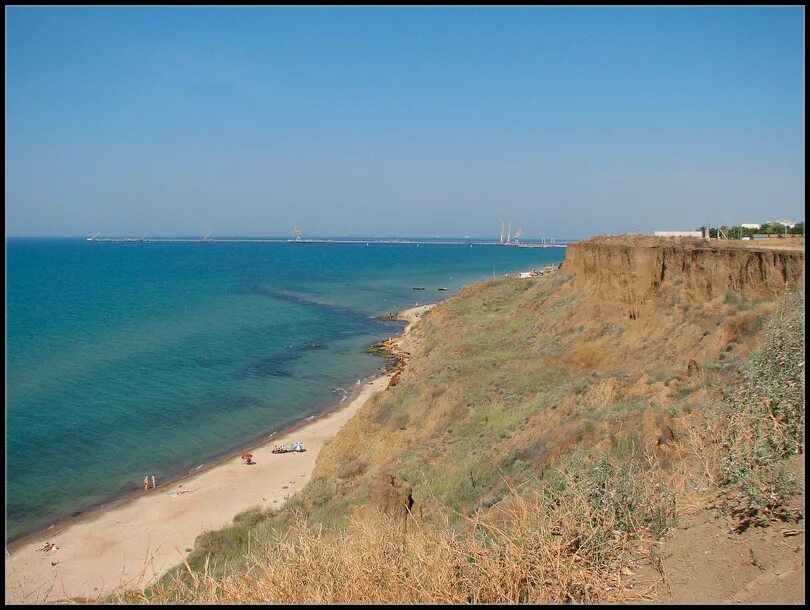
(740, 223, 761, 229)
(766, 220, 796, 228)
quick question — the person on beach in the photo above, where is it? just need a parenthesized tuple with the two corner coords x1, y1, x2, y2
(151, 473, 156, 488)
(144, 476, 149, 491)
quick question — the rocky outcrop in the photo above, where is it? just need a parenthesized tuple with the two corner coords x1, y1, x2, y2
(686, 359, 702, 378)
(562, 236, 804, 318)
(366, 338, 411, 389)
(352, 474, 415, 530)
(368, 474, 414, 520)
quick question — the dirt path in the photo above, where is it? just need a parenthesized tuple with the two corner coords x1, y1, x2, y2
(656, 509, 804, 603)
(630, 458, 804, 604)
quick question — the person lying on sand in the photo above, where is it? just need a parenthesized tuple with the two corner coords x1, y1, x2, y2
(37, 542, 58, 553)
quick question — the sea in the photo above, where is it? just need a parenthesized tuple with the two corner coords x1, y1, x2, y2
(6, 237, 565, 542)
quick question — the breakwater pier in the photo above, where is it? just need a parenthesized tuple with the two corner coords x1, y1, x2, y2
(86, 237, 569, 248)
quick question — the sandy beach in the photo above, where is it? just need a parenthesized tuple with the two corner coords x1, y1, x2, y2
(5, 304, 435, 604)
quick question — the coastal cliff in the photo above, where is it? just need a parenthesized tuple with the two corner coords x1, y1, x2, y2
(562, 235, 804, 318)
(139, 235, 805, 604)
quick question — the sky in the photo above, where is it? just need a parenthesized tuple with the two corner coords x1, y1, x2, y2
(5, 6, 805, 239)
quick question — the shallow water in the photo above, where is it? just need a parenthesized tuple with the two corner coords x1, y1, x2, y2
(6, 238, 565, 541)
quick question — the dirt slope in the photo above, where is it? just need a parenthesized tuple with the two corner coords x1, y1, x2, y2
(313, 235, 804, 601)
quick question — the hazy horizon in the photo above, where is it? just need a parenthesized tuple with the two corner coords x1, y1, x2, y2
(5, 233, 583, 240)
(6, 7, 805, 239)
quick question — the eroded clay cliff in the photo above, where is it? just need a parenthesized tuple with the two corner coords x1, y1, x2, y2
(562, 235, 804, 319)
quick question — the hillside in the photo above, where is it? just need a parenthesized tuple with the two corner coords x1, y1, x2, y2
(127, 235, 804, 604)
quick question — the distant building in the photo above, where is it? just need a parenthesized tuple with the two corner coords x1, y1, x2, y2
(766, 220, 796, 228)
(654, 231, 703, 238)
(740, 223, 761, 229)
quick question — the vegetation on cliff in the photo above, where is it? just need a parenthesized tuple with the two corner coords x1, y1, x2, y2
(113, 238, 804, 604)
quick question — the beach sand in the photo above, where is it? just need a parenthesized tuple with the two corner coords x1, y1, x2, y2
(5, 304, 435, 604)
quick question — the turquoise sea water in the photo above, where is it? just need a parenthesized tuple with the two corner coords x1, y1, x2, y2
(6, 238, 565, 541)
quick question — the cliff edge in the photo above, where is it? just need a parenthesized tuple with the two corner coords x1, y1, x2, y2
(562, 235, 804, 319)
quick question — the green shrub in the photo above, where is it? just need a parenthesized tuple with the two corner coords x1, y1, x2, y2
(716, 291, 804, 530)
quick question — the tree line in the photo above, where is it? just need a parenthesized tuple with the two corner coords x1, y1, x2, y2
(696, 221, 804, 239)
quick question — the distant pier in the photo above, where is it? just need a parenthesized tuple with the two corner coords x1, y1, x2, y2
(86, 237, 569, 248)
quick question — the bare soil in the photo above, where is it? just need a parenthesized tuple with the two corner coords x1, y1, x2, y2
(629, 455, 805, 604)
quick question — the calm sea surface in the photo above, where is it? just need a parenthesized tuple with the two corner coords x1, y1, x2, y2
(6, 238, 565, 541)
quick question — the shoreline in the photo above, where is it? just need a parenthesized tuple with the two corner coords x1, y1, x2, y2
(4, 303, 435, 604)
(4, 370, 377, 552)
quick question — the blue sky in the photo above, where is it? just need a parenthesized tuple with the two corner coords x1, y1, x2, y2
(6, 6, 804, 238)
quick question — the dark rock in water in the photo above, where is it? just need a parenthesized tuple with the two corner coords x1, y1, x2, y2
(364, 341, 398, 369)
(364, 341, 391, 357)
(373, 312, 400, 321)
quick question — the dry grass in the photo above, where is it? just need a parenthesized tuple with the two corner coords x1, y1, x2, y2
(114, 459, 674, 605)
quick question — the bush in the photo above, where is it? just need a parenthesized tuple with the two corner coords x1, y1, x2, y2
(712, 291, 804, 530)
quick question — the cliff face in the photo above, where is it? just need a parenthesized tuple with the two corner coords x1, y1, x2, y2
(562, 236, 804, 319)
